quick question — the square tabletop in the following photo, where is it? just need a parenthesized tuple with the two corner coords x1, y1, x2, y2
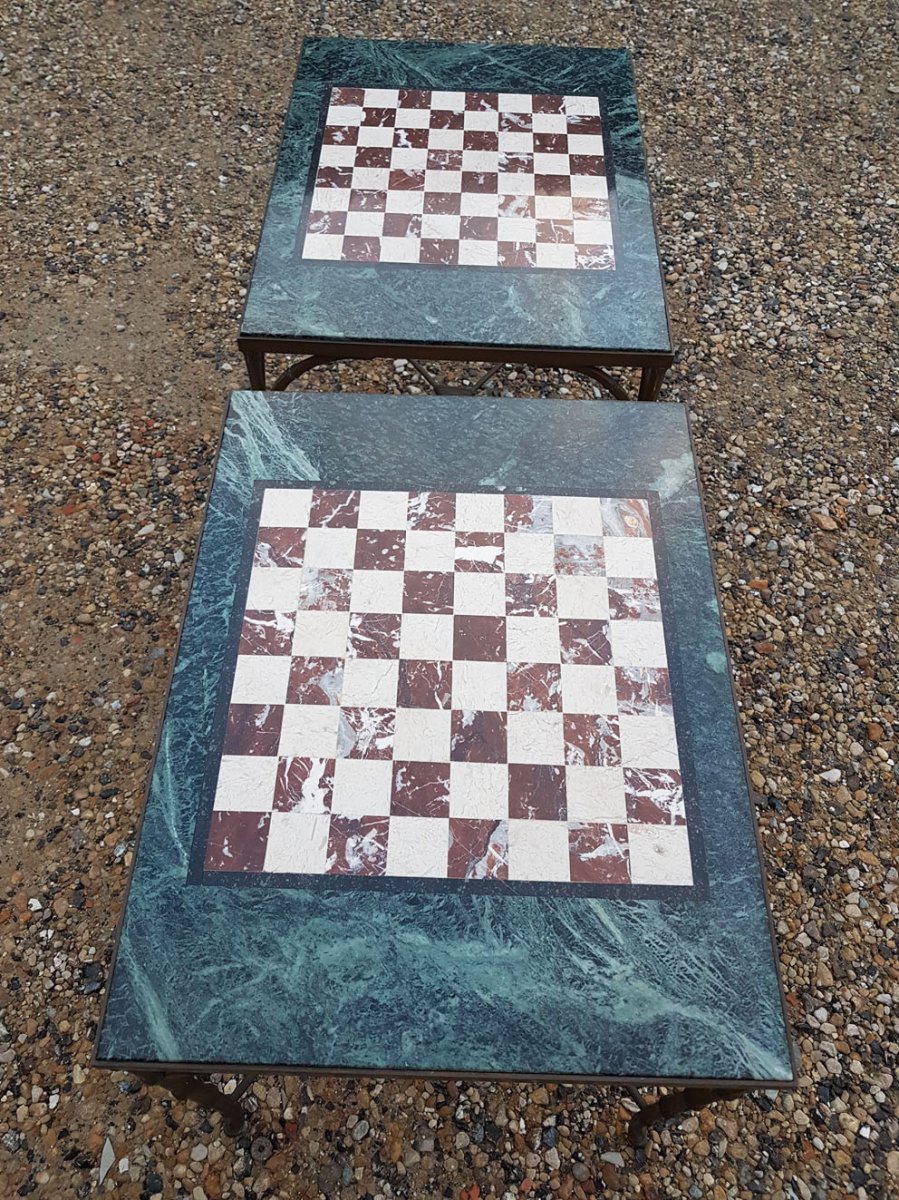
(240, 39, 672, 359)
(95, 392, 793, 1087)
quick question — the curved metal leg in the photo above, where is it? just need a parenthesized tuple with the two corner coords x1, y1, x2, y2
(271, 355, 345, 391)
(571, 366, 632, 403)
(138, 1071, 253, 1136)
(409, 360, 505, 396)
(626, 1086, 745, 1148)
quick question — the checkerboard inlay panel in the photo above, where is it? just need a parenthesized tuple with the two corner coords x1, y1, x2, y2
(300, 88, 615, 271)
(199, 486, 697, 890)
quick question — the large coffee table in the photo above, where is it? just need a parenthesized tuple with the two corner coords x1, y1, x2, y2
(238, 39, 674, 401)
(94, 392, 794, 1144)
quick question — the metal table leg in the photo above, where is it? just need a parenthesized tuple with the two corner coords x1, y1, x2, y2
(637, 363, 669, 402)
(137, 1071, 256, 1136)
(625, 1086, 746, 1148)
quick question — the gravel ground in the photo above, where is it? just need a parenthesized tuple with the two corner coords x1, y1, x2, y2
(1, 1, 897, 1197)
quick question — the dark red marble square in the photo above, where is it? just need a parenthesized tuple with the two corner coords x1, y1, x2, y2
(383, 212, 422, 237)
(555, 535, 606, 575)
(624, 769, 685, 825)
(327, 816, 389, 876)
(423, 191, 462, 215)
(204, 812, 270, 872)
(601, 498, 652, 537)
(273, 757, 335, 812)
(398, 88, 431, 108)
(322, 125, 359, 146)
(571, 196, 610, 220)
(408, 491, 455, 531)
(388, 168, 426, 190)
(462, 171, 499, 193)
(504, 493, 553, 533)
(398, 659, 453, 709)
(508, 764, 566, 820)
(419, 239, 459, 266)
(532, 94, 565, 113)
(607, 579, 662, 620)
(307, 210, 347, 235)
(533, 133, 569, 154)
(430, 109, 464, 129)
(499, 111, 532, 132)
(498, 153, 533, 174)
(559, 619, 612, 665)
(222, 704, 283, 756)
(497, 242, 537, 267)
(296, 567, 352, 611)
(348, 190, 388, 211)
(566, 114, 603, 135)
(615, 666, 672, 716)
(498, 194, 535, 218)
(427, 149, 463, 171)
(505, 573, 557, 616)
(362, 106, 396, 127)
(331, 87, 364, 106)
(459, 215, 498, 240)
(316, 165, 353, 189)
(536, 220, 575, 244)
(563, 714, 621, 767)
(354, 528, 406, 571)
(448, 819, 508, 880)
(576, 247, 614, 270)
(450, 710, 508, 763)
(463, 129, 499, 151)
(568, 823, 630, 884)
(570, 154, 605, 177)
(506, 662, 562, 712)
(337, 707, 395, 759)
(391, 761, 451, 817)
(393, 126, 429, 148)
(355, 145, 392, 169)
(309, 488, 360, 529)
(240, 611, 295, 656)
(347, 613, 401, 658)
(287, 657, 344, 706)
(455, 532, 504, 572)
(402, 571, 455, 615)
(254, 527, 306, 568)
(466, 91, 499, 111)
(453, 615, 506, 662)
(534, 174, 571, 196)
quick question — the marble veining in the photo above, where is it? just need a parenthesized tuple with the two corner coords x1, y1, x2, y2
(96, 392, 792, 1086)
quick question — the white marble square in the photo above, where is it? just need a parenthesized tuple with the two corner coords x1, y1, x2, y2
(278, 704, 340, 759)
(399, 613, 455, 660)
(302, 233, 344, 261)
(464, 109, 499, 131)
(458, 241, 499, 266)
(628, 824, 693, 886)
(386, 816, 449, 877)
(421, 213, 461, 239)
(603, 536, 658, 579)
(341, 658, 399, 708)
(356, 124, 394, 147)
(449, 762, 509, 819)
(535, 194, 574, 219)
(574, 219, 613, 245)
(497, 216, 537, 242)
(213, 756, 279, 812)
(533, 152, 570, 175)
(454, 572, 506, 616)
(350, 569, 404, 614)
(303, 527, 357, 568)
(351, 166, 390, 191)
(393, 707, 452, 762)
(560, 665, 618, 714)
(431, 90, 466, 109)
(424, 169, 463, 193)
(390, 146, 428, 170)
(555, 575, 609, 619)
(552, 496, 604, 535)
(609, 619, 668, 667)
(453, 491, 504, 532)
(507, 711, 565, 764)
(327, 104, 364, 126)
(461, 191, 500, 217)
(562, 95, 600, 116)
(498, 131, 534, 153)
(531, 113, 568, 134)
(618, 714, 679, 770)
(344, 210, 385, 238)
(429, 127, 464, 151)
(507, 819, 569, 880)
(363, 88, 399, 107)
(385, 189, 425, 214)
(292, 611, 350, 658)
(331, 759, 393, 817)
(505, 533, 555, 575)
(263, 812, 330, 873)
(536, 243, 576, 269)
(506, 616, 561, 663)
(498, 93, 534, 111)
(318, 143, 357, 168)
(245, 566, 302, 611)
(568, 134, 605, 155)
(570, 174, 609, 198)
(230, 655, 292, 706)
(451, 661, 508, 711)
(565, 766, 627, 823)
(311, 187, 352, 213)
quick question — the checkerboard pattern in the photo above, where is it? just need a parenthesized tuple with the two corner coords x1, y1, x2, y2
(202, 487, 693, 888)
(300, 87, 615, 271)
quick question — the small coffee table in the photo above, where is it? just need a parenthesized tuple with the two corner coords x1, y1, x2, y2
(94, 392, 794, 1143)
(238, 38, 674, 401)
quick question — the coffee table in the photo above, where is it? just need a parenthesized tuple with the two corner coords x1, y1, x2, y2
(238, 38, 674, 401)
(94, 392, 794, 1143)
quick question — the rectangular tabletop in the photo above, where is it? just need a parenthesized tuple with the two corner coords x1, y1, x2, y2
(240, 38, 672, 359)
(95, 392, 793, 1086)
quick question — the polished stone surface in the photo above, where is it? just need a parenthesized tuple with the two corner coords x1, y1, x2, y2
(241, 39, 671, 354)
(96, 392, 791, 1084)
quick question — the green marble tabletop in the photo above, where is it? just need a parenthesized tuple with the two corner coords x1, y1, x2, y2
(95, 392, 793, 1086)
(239, 38, 672, 357)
